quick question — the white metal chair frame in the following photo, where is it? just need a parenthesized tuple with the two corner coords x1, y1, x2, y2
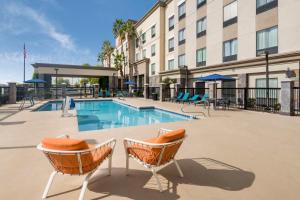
(37, 135, 116, 200)
(123, 128, 186, 192)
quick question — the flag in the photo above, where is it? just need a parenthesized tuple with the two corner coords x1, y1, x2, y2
(23, 44, 27, 59)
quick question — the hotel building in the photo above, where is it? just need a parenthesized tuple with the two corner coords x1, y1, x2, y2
(113, 0, 300, 89)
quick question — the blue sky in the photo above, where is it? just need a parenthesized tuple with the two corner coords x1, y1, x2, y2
(0, 0, 156, 83)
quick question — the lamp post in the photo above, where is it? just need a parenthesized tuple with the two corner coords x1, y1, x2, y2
(54, 68, 59, 99)
(265, 51, 270, 110)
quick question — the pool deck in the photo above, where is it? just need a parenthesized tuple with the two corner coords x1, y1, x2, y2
(0, 98, 300, 200)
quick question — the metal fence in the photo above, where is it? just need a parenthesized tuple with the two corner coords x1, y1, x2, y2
(148, 87, 160, 100)
(294, 87, 300, 115)
(216, 88, 281, 112)
(0, 87, 9, 106)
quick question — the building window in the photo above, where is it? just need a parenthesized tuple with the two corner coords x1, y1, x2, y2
(178, 29, 185, 45)
(168, 38, 174, 52)
(178, 2, 186, 20)
(151, 25, 156, 38)
(141, 33, 146, 44)
(135, 38, 139, 48)
(197, 17, 207, 38)
(223, 39, 238, 62)
(151, 44, 156, 57)
(151, 63, 156, 75)
(256, 26, 278, 56)
(142, 49, 146, 59)
(197, 0, 206, 8)
(255, 78, 279, 100)
(178, 54, 186, 67)
(169, 15, 175, 31)
(196, 48, 206, 67)
(223, 1, 238, 27)
(135, 53, 139, 61)
(168, 59, 175, 70)
(256, 0, 277, 14)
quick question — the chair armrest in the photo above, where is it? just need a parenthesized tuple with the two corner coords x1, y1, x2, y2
(37, 138, 116, 154)
(56, 134, 70, 139)
(157, 128, 173, 137)
(124, 138, 166, 148)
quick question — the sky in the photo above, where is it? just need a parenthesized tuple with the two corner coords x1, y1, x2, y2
(0, 0, 157, 84)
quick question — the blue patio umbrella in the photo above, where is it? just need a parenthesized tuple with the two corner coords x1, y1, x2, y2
(195, 74, 235, 82)
(24, 79, 47, 84)
(124, 81, 137, 85)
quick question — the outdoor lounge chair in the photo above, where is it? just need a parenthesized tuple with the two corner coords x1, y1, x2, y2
(188, 94, 200, 104)
(177, 93, 190, 103)
(123, 128, 186, 192)
(37, 135, 116, 200)
(171, 92, 184, 102)
(195, 93, 209, 107)
(98, 90, 103, 97)
(106, 90, 111, 97)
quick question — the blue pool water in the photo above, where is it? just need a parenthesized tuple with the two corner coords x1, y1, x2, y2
(37, 100, 190, 131)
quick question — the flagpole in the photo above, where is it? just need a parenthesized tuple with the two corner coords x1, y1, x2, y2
(23, 43, 26, 83)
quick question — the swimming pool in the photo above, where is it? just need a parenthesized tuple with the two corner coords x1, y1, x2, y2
(37, 100, 191, 131)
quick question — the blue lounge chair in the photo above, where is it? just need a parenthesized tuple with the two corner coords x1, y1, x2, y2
(98, 90, 103, 97)
(171, 92, 184, 102)
(188, 94, 200, 104)
(177, 93, 190, 103)
(195, 93, 209, 106)
(106, 90, 111, 97)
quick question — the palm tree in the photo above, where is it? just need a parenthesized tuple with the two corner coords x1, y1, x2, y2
(98, 40, 114, 67)
(122, 21, 137, 82)
(113, 52, 125, 78)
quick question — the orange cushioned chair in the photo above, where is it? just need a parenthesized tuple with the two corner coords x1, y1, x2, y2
(37, 135, 116, 200)
(123, 128, 186, 192)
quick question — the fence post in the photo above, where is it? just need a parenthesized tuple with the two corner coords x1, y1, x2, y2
(160, 83, 166, 102)
(243, 88, 248, 110)
(61, 84, 66, 98)
(8, 82, 17, 104)
(144, 84, 149, 99)
(280, 81, 294, 116)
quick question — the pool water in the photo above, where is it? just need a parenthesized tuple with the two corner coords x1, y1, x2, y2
(37, 100, 191, 131)
(37, 101, 63, 111)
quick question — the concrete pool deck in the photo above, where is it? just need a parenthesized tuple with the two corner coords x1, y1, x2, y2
(0, 98, 300, 200)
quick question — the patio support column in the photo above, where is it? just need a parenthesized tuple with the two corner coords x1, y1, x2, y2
(61, 84, 66, 98)
(238, 74, 248, 106)
(208, 83, 217, 99)
(160, 83, 166, 102)
(8, 82, 17, 104)
(144, 83, 149, 99)
(94, 84, 99, 98)
(280, 81, 294, 116)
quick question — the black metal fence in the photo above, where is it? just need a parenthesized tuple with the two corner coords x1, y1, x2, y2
(148, 87, 160, 100)
(216, 88, 281, 112)
(294, 87, 300, 115)
(0, 87, 9, 106)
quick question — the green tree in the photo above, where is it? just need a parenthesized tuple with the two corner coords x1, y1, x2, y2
(88, 78, 99, 85)
(57, 77, 70, 85)
(80, 78, 89, 85)
(32, 72, 39, 79)
(122, 20, 137, 81)
(82, 63, 90, 67)
(97, 40, 114, 67)
(113, 52, 125, 78)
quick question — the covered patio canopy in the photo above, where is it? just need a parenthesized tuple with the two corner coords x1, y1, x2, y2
(195, 74, 235, 81)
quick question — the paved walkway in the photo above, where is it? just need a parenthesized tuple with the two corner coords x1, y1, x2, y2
(0, 98, 300, 200)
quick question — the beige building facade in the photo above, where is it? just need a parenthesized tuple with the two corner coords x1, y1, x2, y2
(113, 0, 300, 89)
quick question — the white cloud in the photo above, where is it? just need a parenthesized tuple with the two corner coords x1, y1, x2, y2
(3, 2, 75, 50)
